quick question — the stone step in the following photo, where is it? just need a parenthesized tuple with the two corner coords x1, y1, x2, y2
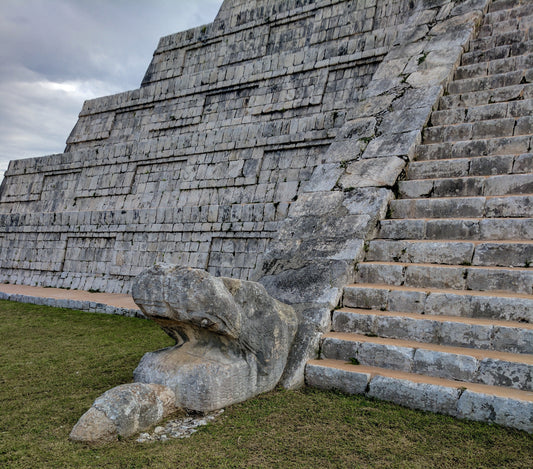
(431, 99, 533, 126)
(355, 261, 533, 295)
(305, 359, 533, 433)
(366, 239, 533, 268)
(447, 70, 530, 96)
(461, 40, 533, 66)
(398, 174, 533, 199)
(415, 135, 531, 161)
(487, 0, 527, 17)
(484, 4, 533, 26)
(423, 118, 530, 144)
(454, 53, 533, 80)
(332, 308, 533, 354)
(343, 283, 533, 323)
(439, 83, 533, 109)
(390, 194, 533, 219)
(470, 27, 533, 54)
(407, 154, 532, 180)
(378, 217, 533, 241)
(320, 333, 533, 391)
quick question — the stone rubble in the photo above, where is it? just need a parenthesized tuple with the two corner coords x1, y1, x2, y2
(136, 410, 224, 443)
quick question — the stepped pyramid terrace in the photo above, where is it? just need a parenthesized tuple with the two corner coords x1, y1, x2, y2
(0, 0, 532, 434)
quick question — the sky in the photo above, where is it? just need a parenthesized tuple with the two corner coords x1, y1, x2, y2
(0, 0, 224, 182)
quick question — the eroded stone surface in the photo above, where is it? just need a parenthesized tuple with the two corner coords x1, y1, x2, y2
(132, 265, 298, 411)
(70, 383, 177, 444)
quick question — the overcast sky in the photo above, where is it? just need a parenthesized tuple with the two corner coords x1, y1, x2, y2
(0, 0, 224, 182)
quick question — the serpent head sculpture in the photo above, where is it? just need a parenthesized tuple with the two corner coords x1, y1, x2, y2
(132, 264, 298, 411)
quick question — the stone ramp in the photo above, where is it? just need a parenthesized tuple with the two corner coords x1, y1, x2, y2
(0, 283, 141, 317)
(306, 0, 533, 432)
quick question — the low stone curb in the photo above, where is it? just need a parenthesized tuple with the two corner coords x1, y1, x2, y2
(0, 291, 144, 318)
(306, 361, 533, 433)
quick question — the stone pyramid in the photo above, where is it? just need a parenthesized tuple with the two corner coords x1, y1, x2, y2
(1, 0, 531, 431)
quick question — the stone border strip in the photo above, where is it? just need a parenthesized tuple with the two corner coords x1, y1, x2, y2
(307, 359, 533, 433)
(0, 284, 143, 318)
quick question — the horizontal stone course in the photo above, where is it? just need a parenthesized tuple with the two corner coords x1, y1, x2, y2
(306, 360, 533, 433)
(332, 308, 533, 354)
(407, 153, 532, 180)
(356, 261, 533, 294)
(379, 217, 533, 241)
(390, 194, 533, 219)
(0, 290, 142, 318)
(343, 284, 533, 323)
(321, 333, 533, 391)
(399, 173, 533, 198)
(440, 81, 533, 108)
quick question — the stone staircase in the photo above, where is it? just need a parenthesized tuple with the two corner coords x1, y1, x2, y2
(306, 0, 533, 432)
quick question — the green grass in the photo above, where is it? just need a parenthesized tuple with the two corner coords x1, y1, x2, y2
(0, 300, 531, 468)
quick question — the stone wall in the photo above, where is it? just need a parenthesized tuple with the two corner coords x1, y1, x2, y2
(0, 0, 422, 293)
(0, 1, 484, 293)
(0, 0, 489, 387)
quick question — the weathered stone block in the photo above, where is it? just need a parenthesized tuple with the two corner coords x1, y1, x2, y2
(338, 157, 405, 189)
(457, 391, 533, 433)
(368, 375, 461, 415)
(306, 363, 370, 395)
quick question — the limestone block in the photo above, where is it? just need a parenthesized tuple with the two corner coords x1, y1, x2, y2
(362, 130, 420, 160)
(260, 259, 351, 308)
(306, 363, 370, 395)
(332, 310, 376, 335)
(492, 327, 533, 354)
(344, 285, 389, 310)
(280, 306, 331, 389)
(368, 375, 461, 416)
(324, 139, 365, 163)
(387, 289, 428, 314)
(321, 337, 360, 361)
(347, 94, 394, 119)
(303, 164, 344, 192)
(338, 157, 405, 189)
(358, 342, 415, 372)
(379, 107, 432, 134)
(475, 359, 532, 391)
(356, 262, 405, 286)
(287, 191, 345, 218)
(413, 349, 478, 381)
(406, 66, 452, 88)
(457, 390, 533, 433)
(132, 265, 298, 411)
(342, 187, 393, 218)
(439, 321, 493, 349)
(363, 77, 403, 98)
(376, 315, 437, 343)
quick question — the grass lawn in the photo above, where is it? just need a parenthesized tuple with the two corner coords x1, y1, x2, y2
(0, 299, 531, 468)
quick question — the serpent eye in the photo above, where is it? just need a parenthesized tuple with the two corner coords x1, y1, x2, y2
(200, 318, 214, 328)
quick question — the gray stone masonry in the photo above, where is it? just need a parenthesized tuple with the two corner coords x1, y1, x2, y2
(309, 0, 533, 432)
(0, 0, 487, 388)
(0, 0, 483, 295)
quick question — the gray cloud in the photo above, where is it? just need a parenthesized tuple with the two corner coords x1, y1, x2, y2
(0, 0, 224, 181)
